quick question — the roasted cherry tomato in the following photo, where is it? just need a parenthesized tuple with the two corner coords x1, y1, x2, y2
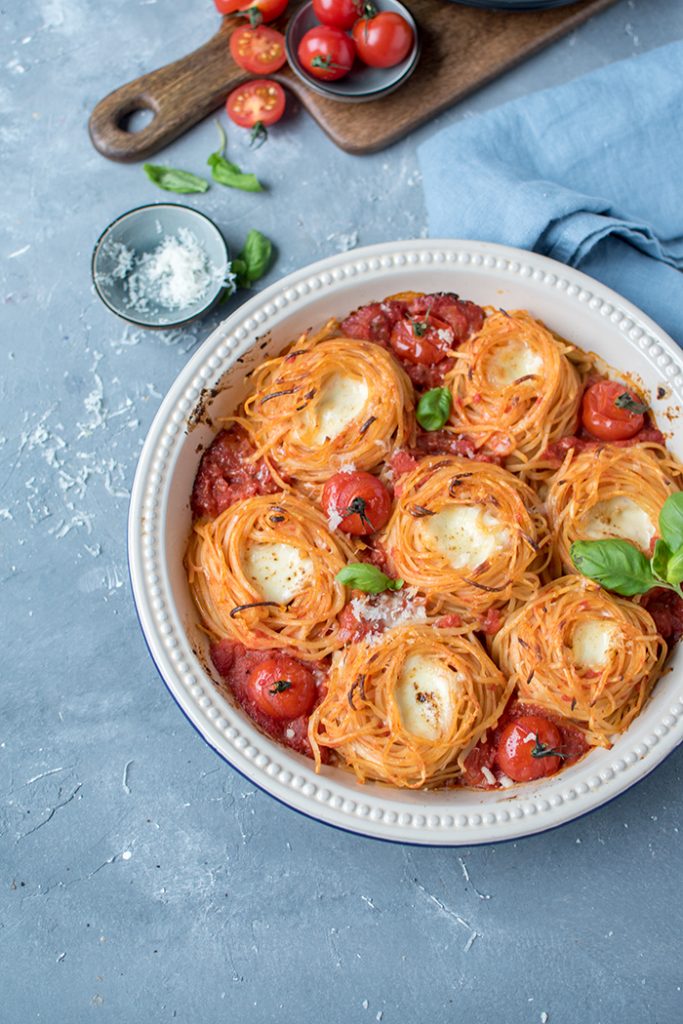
(226, 79, 286, 128)
(297, 26, 356, 81)
(581, 380, 646, 441)
(247, 655, 317, 719)
(215, 0, 244, 13)
(322, 471, 392, 535)
(229, 25, 287, 72)
(352, 10, 413, 68)
(496, 715, 565, 783)
(390, 312, 454, 365)
(312, 0, 360, 29)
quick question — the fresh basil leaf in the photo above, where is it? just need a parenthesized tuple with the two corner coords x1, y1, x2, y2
(336, 563, 403, 594)
(659, 492, 683, 553)
(236, 229, 272, 286)
(143, 163, 209, 194)
(416, 387, 452, 431)
(614, 391, 648, 415)
(666, 548, 683, 586)
(570, 539, 657, 596)
(207, 152, 263, 193)
(651, 539, 673, 583)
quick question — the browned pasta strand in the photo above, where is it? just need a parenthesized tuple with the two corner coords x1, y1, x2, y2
(186, 492, 353, 660)
(446, 309, 585, 477)
(308, 624, 513, 788)
(381, 455, 551, 620)
(491, 576, 666, 747)
(240, 326, 415, 488)
(546, 443, 683, 574)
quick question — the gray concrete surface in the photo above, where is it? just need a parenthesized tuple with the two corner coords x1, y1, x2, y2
(1, 0, 682, 1021)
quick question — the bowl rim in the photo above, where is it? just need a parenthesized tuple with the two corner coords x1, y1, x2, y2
(128, 237, 683, 845)
(284, 0, 420, 103)
(91, 201, 229, 330)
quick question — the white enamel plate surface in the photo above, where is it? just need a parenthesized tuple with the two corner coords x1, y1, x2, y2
(128, 239, 683, 845)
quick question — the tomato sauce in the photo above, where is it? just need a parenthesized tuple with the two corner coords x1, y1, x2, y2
(641, 588, 683, 645)
(340, 293, 484, 392)
(191, 425, 280, 520)
(541, 424, 667, 468)
(210, 639, 329, 761)
(460, 698, 590, 789)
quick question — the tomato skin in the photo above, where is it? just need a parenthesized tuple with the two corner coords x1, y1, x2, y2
(581, 380, 645, 441)
(215, 0, 244, 13)
(322, 471, 392, 535)
(226, 79, 286, 128)
(496, 715, 564, 782)
(390, 313, 454, 365)
(312, 0, 359, 29)
(229, 25, 286, 73)
(352, 11, 414, 68)
(239, 0, 288, 23)
(297, 26, 356, 81)
(247, 655, 317, 719)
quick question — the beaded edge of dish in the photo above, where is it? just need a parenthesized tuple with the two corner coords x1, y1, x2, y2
(134, 245, 683, 840)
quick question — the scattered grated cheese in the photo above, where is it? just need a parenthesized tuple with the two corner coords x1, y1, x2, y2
(436, 327, 454, 344)
(498, 773, 515, 789)
(481, 766, 496, 786)
(337, 462, 357, 474)
(327, 506, 343, 532)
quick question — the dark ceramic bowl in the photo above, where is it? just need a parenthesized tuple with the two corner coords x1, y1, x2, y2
(285, 0, 420, 103)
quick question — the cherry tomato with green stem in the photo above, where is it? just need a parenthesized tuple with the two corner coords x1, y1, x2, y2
(297, 25, 356, 81)
(581, 380, 647, 441)
(352, 10, 414, 68)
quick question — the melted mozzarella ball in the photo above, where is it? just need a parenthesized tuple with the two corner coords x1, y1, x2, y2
(581, 496, 656, 553)
(245, 542, 314, 604)
(485, 340, 543, 388)
(308, 374, 369, 444)
(571, 619, 618, 669)
(394, 654, 463, 740)
(419, 505, 511, 570)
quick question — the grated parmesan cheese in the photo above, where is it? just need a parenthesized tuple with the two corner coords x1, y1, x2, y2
(498, 773, 515, 789)
(337, 462, 357, 474)
(436, 327, 454, 344)
(481, 766, 496, 786)
(101, 228, 230, 314)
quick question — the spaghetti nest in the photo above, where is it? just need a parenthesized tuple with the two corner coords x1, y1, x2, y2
(491, 575, 666, 747)
(446, 309, 586, 475)
(308, 624, 513, 788)
(546, 442, 683, 574)
(381, 455, 551, 619)
(186, 492, 352, 660)
(241, 326, 414, 488)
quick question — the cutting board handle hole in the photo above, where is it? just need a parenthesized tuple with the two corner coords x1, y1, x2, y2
(117, 99, 158, 135)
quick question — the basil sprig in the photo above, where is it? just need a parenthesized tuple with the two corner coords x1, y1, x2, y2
(416, 387, 452, 431)
(336, 563, 403, 594)
(232, 229, 272, 288)
(143, 163, 209, 194)
(208, 122, 263, 193)
(571, 492, 683, 598)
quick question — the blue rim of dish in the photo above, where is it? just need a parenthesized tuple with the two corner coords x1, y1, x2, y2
(285, 0, 420, 103)
(91, 202, 230, 331)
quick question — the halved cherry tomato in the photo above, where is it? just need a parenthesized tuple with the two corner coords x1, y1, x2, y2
(229, 25, 287, 73)
(581, 380, 646, 441)
(226, 79, 286, 128)
(496, 715, 564, 782)
(297, 26, 356, 81)
(322, 471, 392, 535)
(313, 0, 360, 30)
(390, 312, 454, 365)
(247, 655, 317, 719)
(352, 10, 413, 68)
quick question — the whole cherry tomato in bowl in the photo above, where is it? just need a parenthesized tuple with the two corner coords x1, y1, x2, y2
(312, 0, 360, 29)
(352, 9, 414, 68)
(297, 25, 356, 80)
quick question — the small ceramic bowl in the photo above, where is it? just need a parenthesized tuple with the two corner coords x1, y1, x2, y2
(92, 203, 229, 330)
(285, 0, 420, 103)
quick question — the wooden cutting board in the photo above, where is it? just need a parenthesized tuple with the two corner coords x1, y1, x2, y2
(89, 0, 618, 160)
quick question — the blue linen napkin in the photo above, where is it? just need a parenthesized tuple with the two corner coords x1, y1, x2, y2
(417, 40, 683, 345)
